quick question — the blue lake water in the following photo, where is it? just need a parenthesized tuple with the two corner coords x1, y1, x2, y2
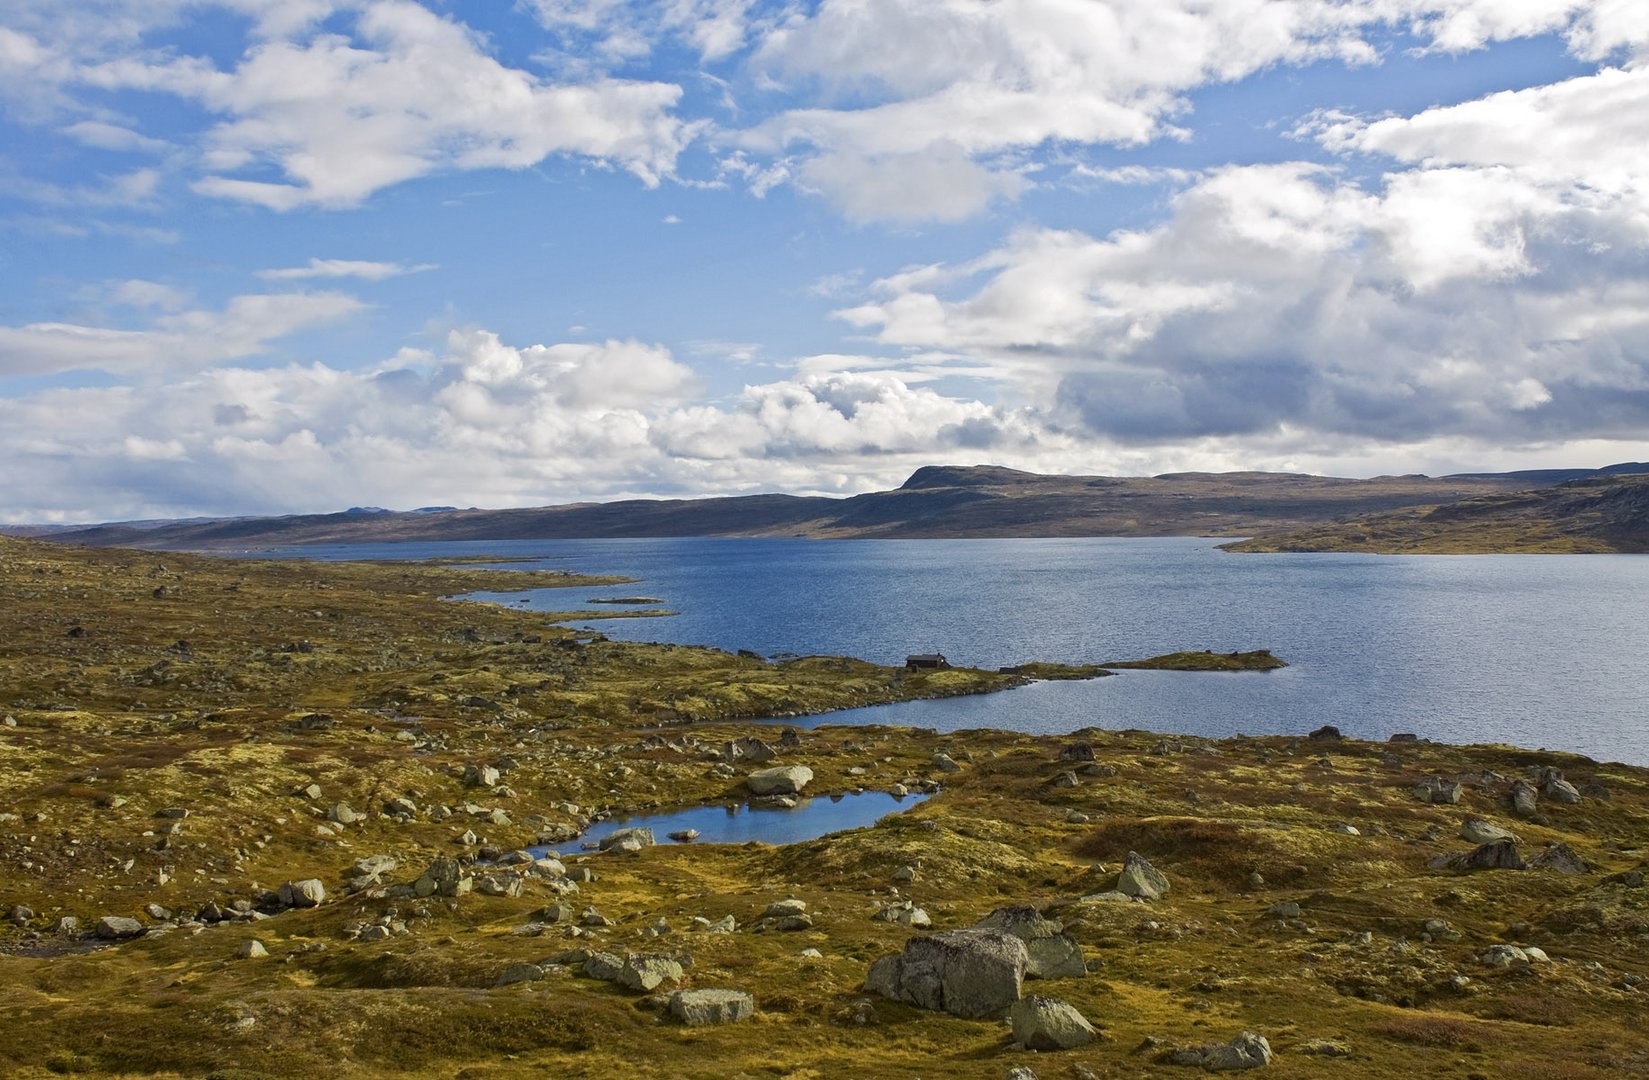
(267, 537, 1649, 765)
(552, 791, 929, 851)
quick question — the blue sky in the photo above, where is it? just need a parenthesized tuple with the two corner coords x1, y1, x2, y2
(2, 0, 1647, 520)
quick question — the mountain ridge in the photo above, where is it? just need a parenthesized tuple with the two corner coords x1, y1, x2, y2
(12, 462, 1649, 550)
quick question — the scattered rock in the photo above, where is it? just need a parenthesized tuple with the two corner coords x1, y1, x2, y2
(866, 928, 1028, 1018)
(973, 905, 1086, 979)
(1429, 839, 1526, 872)
(1118, 851, 1170, 900)
(1459, 818, 1518, 845)
(1484, 944, 1529, 967)
(496, 962, 545, 987)
(747, 765, 813, 796)
(1527, 842, 1589, 873)
(668, 989, 754, 1025)
(1168, 1031, 1273, 1071)
(599, 827, 655, 852)
(932, 753, 963, 774)
(1009, 995, 1096, 1050)
(238, 940, 268, 959)
(616, 954, 684, 992)
(1510, 779, 1539, 818)
(277, 879, 327, 907)
(96, 916, 144, 939)
(1413, 776, 1462, 805)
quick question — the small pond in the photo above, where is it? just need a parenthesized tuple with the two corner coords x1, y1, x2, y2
(539, 789, 928, 852)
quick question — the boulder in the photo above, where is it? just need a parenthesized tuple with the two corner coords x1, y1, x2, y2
(668, 989, 755, 1025)
(1009, 995, 1096, 1050)
(238, 940, 268, 959)
(96, 916, 144, 939)
(1510, 779, 1539, 818)
(277, 879, 326, 907)
(1542, 775, 1582, 805)
(616, 954, 683, 992)
(1429, 839, 1526, 872)
(495, 962, 545, 987)
(1459, 818, 1518, 845)
(1527, 842, 1589, 873)
(1169, 1031, 1273, 1071)
(414, 856, 472, 898)
(747, 766, 813, 796)
(866, 928, 1028, 1019)
(973, 905, 1086, 979)
(1118, 851, 1170, 900)
(583, 951, 626, 982)
(599, 827, 655, 853)
(1413, 776, 1463, 805)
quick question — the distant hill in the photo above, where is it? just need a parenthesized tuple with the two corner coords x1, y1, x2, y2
(14, 462, 1649, 550)
(1224, 474, 1649, 553)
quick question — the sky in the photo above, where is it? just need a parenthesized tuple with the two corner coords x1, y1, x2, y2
(2, 0, 1648, 522)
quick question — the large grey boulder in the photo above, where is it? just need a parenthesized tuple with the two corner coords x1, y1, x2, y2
(96, 915, 144, 939)
(599, 827, 655, 852)
(1459, 818, 1517, 845)
(1510, 779, 1539, 818)
(1429, 838, 1526, 872)
(973, 906, 1086, 979)
(668, 989, 755, 1025)
(414, 856, 472, 898)
(747, 765, 813, 795)
(616, 954, 683, 992)
(277, 879, 326, 907)
(1009, 996, 1096, 1050)
(1414, 776, 1463, 805)
(866, 928, 1028, 1018)
(1118, 851, 1169, 900)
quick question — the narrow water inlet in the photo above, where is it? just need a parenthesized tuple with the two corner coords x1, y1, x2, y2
(535, 789, 930, 853)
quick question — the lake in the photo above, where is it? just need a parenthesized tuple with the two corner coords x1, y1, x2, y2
(267, 537, 1649, 765)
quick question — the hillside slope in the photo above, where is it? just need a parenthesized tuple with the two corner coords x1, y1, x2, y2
(1225, 474, 1649, 553)
(22, 464, 1644, 549)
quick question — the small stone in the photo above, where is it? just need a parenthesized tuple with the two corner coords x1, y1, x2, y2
(932, 753, 963, 773)
(239, 939, 268, 959)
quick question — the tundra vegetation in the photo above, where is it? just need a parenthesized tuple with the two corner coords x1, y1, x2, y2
(1, 535, 1646, 1079)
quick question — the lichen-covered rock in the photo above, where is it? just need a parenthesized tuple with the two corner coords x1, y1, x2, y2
(1414, 776, 1463, 805)
(1169, 1031, 1273, 1070)
(96, 916, 144, 939)
(866, 928, 1028, 1018)
(747, 765, 813, 795)
(277, 878, 326, 907)
(616, 954, 683, 991)
(1511, 779, 1539, 818)
(1527, 842, 1589, 873)
(973, 905, 1086, 979)
(598, 827, 654, 852)
(1009, 995, 1096, 1050)
(1118, 851, 1169, 900)
(1459, 818, 1518, 845)
(1429, 838, 1526, 871)
(668, 989, 754, 1025)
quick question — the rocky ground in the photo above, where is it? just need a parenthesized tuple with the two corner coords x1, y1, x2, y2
(1, 534, 1647, 1079)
